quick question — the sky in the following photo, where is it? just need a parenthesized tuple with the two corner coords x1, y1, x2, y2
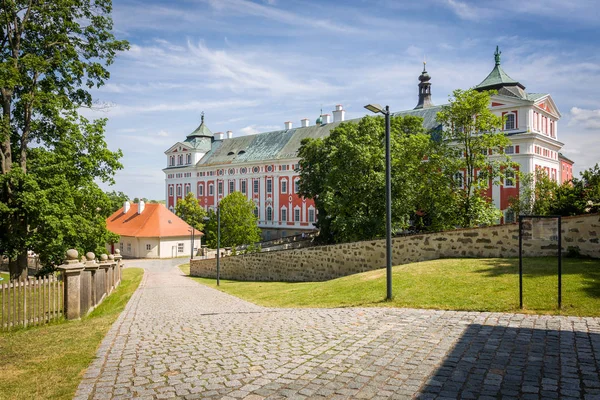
(88, 0, 600, 200)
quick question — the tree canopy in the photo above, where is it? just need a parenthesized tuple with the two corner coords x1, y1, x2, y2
(175, 192, 206, 232)
(205, 192, 261, 249)
(437, 89, 514, 227)
(298, 115, 458, 244)
(0, 1, 128, 278)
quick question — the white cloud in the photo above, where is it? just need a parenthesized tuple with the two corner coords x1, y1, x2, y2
(239, 125, 280, 136)
(569, 107, 600, 130)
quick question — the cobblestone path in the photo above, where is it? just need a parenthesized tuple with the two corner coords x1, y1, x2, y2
(75, 261, 600, 399)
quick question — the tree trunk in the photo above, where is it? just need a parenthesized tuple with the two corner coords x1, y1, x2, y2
(8, 251, 28, 280)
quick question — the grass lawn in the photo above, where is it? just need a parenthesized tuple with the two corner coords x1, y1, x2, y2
(0, 271, 9, 281)
(0, 267, 144, 400)
(180, 257, 600, 316)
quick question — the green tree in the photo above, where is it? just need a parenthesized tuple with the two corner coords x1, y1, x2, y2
(205, 192, 261, 249)
(436, 89, 514, 227)
(298, 115, 455, 244)
(175, 192, 206, 231)
(0, 1, 128, 278)
(106, 190, 129, 213)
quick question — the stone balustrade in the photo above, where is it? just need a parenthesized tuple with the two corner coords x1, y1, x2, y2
(57, 249, 124, 320)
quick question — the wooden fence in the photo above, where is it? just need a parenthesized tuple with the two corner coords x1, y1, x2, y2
(1, 275, 64, 330)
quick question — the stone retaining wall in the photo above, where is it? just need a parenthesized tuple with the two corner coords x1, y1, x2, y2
(190, 214, 600, 282)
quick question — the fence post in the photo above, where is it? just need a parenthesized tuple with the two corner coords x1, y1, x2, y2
(99, 254, 114, 294)
(113, 249, 122, 287)
(108, 254, 117, 290)
(57, 249, 85, 320)
(84, 253, 99, 312)
(97, 254, 110, 299)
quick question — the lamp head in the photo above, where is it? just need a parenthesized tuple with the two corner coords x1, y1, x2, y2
(364, 103, 385, 114)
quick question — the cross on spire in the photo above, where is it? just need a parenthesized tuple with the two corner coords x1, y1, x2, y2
(494, 46, 501, 66)
(201, 111, 205, 124)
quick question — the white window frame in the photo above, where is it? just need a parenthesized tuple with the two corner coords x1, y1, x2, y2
(198, 184, 204, 196)
(229, 180, 235, 193)
(294, 179, 300, 194)
(119, 242, 124, 251)
(505, 170, 516, 188)
(218, 181, 223, 195)
(281, 207, 287, 222)
(505, 113, 516, 130)
(266, 178, 272, 194)
(185, 184, 191, 195)
(505, 145, 514, 154)
(266, 206, 273, 221)
(127, 243, 131, 253)
(186, 154, 191, 164)
(253, 179, 259, 194)
(176, 185, 182, 196)
(504, 209, 516, 224)
(281, 180, 287, 194)
(146, 244, 152, 251)
(241, 180, 247, 194)
(177, 243, 184, 253)
(169, 186, 173, 196)
(209, 184, 214, 196)
(454, 172, 464, 189)
(294, 208, 300, 222)
(308, 208, 315, 223)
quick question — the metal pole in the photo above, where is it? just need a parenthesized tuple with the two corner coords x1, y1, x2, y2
(558, 216, 562, 309)
(519, 215, 523, 309)
(216, 206, 221, 286)
(190, 228, 194, 260)
(385, 105, 392, 301)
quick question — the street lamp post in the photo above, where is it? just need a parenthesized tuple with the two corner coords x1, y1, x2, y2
(189, 227, 195, 260)
(364, 103, 393, 301)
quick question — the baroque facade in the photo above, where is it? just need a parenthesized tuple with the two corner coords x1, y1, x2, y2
(163, 48, 573, 239)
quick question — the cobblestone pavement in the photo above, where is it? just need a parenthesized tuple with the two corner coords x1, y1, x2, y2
(75, 260, 600, 399)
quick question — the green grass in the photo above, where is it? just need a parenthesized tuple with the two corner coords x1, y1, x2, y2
(0, 268, 144, 400)
(0, 271, 9, 281)
(180, 258, 600, 316)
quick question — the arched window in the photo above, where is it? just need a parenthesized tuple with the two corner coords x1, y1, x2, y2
(281, 207, 287, 222)
(266, 207, 273, 221)
(198, 184, 204, 196)
(294, 179, 300, 194)
(254, 206, 259, 218)
(176, 186, 182, 196)
(505, 170, 515, 187)
(209, 184, 214, 195)
(505, 113, 515, 130)
(168, 186, 173, 196)
(186, 154, 191, 164)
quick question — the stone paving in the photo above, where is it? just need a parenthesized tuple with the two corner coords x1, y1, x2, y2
(75, 260, 600, 399)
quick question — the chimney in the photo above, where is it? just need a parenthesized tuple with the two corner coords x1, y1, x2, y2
(226, 130, 233, 139)
(284, 121, 292, 130)
(322, 114, 332, 124)
(300, 118, 309, 127)
(333, 104, 345, 122)
(215, 132, 225, 140)
(138, 200, 145, 214)
(123, 201, 130, 214)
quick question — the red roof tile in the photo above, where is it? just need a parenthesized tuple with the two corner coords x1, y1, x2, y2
(106, 203, 203, 238)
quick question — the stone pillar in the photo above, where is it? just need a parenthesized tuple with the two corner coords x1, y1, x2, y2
(108, 254, 117, 289)
(98, 254, 111, 298)
(57, 249, 85, 320)
(84, 253, 99, 311)
(113, 249, 123, 287)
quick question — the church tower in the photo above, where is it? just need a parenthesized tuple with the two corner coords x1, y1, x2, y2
(414, 62, 434, 109)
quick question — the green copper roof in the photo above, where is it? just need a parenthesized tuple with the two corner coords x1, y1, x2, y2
(526, 93, 547, 102)
(475, 46, 524, 91)
(186, 113, 213, 139)
(196, 107, 443, 167)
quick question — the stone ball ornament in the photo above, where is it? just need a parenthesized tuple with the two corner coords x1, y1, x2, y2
(66, 249, 78, 260)
(100, 254, 108, 261)
(86, 252, 96, 261)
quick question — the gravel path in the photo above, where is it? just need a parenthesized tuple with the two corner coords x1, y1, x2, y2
(74, 259, 600, 399)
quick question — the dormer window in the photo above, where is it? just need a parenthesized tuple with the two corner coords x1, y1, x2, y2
(169, 155, 175, 166)
(186, 154, 191, 164)
(227, 151, 235, 156)
(178, 155, 183, 165)
(505, 113, 516, 130)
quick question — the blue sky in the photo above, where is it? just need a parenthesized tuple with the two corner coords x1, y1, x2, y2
(89, 0, 600, 200)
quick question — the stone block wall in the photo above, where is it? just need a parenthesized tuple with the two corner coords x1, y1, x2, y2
(190, 214, 600, 282)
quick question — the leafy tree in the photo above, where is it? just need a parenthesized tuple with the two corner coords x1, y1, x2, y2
(175, 192, 206, 231)
(510, 164, 600, 217)
(205, 192, 261, 249)
(437, 89, 514, 227)
(298, 115, 456, 244)
(106, 190, 129, 213)
(0, 1, 128, 278)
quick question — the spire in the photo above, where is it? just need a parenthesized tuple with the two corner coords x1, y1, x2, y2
(186, 112, 213, 138)
(201, 111, 205, 124)
(414, 62, 433, 110)
(494, 45, 501, 66)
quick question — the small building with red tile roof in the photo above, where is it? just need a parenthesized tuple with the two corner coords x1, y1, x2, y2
(106, 201, 203, 258)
